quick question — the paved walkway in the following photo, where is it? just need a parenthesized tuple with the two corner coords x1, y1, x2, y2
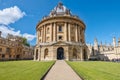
(43, 60, 82, 80)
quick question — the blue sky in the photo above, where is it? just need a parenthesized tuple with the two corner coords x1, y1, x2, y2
(0, 0, 120, 45)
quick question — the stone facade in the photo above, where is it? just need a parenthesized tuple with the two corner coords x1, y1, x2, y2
(34, 2, 89, 61)
(88, 37, 120, 61)
(0, 32, 34, 60)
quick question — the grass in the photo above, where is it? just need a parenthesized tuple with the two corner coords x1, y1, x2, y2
(0, 60, 55, 80)
(67, 61, 120, 80)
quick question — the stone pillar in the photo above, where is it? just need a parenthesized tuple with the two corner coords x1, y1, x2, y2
(80, 47, 83, 61)
(75, 24, 78, 42)
(82, 30, 85, 43)
(65, 47, 69, 60)
(36, 31, 38, 44)
(50, 23, 53, 42)
(55, 23, 57, 41)
(77, 26, 79, 42)
(34, 49, 36, 61)
(64, 22, 67, 41)
(53, 23, 56, 42)
(43, 25, 45, 43)
(38, 48, 41, 61)
(51, 23, 53, 42)
(41, 26, 44, 42)
(38, 31, 40, 43)
(79, 26, 81, 42)
(68, 23, 71, 42)
(53, 47, 56, 60)
(44, 25, 46, 42)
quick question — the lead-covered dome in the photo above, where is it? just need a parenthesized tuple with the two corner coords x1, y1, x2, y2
(50, 2, 71, 16)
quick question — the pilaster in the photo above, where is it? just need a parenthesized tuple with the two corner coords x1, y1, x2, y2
(64, 22, 67, 41)
(75, 24, 78, 42)
(68, 23, 71, 42)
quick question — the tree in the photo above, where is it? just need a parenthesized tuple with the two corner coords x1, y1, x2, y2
(22, 37, 30, 47)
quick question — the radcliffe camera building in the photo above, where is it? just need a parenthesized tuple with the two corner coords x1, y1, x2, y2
(34, 2, 89, 61)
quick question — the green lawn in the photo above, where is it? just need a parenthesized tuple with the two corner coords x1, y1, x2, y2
(67, 61, 120, 80)
(0, 60, 55, 80)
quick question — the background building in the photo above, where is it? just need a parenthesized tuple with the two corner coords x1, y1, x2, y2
(34, 2, 89, 61)
(88, 37, 120, 61)
(0, 31, 34, 61)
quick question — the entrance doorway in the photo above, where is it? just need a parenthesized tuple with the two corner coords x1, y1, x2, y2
(57, 47, 64, 60)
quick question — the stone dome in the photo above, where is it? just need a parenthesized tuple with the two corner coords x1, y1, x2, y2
(50, 2, 71, 16)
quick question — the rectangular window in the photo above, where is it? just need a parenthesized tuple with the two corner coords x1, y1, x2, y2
(2, 54, 5, 58)
(9, 55, 11, 58)
(59, 25, 62, 32)
(0, 48, 2, 52)
(6, 48, 10, 53)
(59, 36, 62, 40)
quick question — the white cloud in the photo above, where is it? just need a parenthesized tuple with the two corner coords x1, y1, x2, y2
(0, 6, 36, 42)
(0, 6, 25, 25)
(23, 33, 36, 41)
(0, 25, 36, 41)
(0, 25, 21, 37)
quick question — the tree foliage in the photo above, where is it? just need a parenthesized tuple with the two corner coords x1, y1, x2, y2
(22, 37, 30, 47)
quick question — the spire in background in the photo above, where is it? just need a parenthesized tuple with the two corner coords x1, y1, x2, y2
(100, 41, 103, 47)
(113, 37, 116, 47)
(94, 38, 98, 50)
(118, 37, 120, 46)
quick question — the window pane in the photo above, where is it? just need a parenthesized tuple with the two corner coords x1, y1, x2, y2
(59, 26, 62, 32)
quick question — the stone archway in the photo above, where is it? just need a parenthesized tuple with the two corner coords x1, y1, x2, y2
(44, 48, 48, 59)
(36, 49, 38, 60)
(57, 47, 64, 60)
(73, 48, 77, 59)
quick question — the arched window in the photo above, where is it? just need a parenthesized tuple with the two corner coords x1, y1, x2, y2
(73, 48, 77, 59)
(59, 25, 62, 32)
(47, 28, 49, 34)
(47, 37, 50, 41)
(44, 48, 48, 59)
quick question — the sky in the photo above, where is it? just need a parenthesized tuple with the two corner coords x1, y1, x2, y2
(0, 0, 120, 46)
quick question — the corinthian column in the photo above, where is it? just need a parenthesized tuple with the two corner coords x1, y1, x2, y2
(81, 47, 83, 61)
(42, 26, 44, 43)
(53, 23, 56, 42)
(44, 25, 46, 42)
(75, 24, 78, 42)
(55, 23, 57, 41)
(68, 23, 71, 42)
(50, 23, 53, 42)
(79, 26, 81, 42)
(64, 22, 67, 41)
(37, 31, 39, 44)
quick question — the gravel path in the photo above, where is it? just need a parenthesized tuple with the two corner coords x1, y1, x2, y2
(43, 60, 82, 80)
